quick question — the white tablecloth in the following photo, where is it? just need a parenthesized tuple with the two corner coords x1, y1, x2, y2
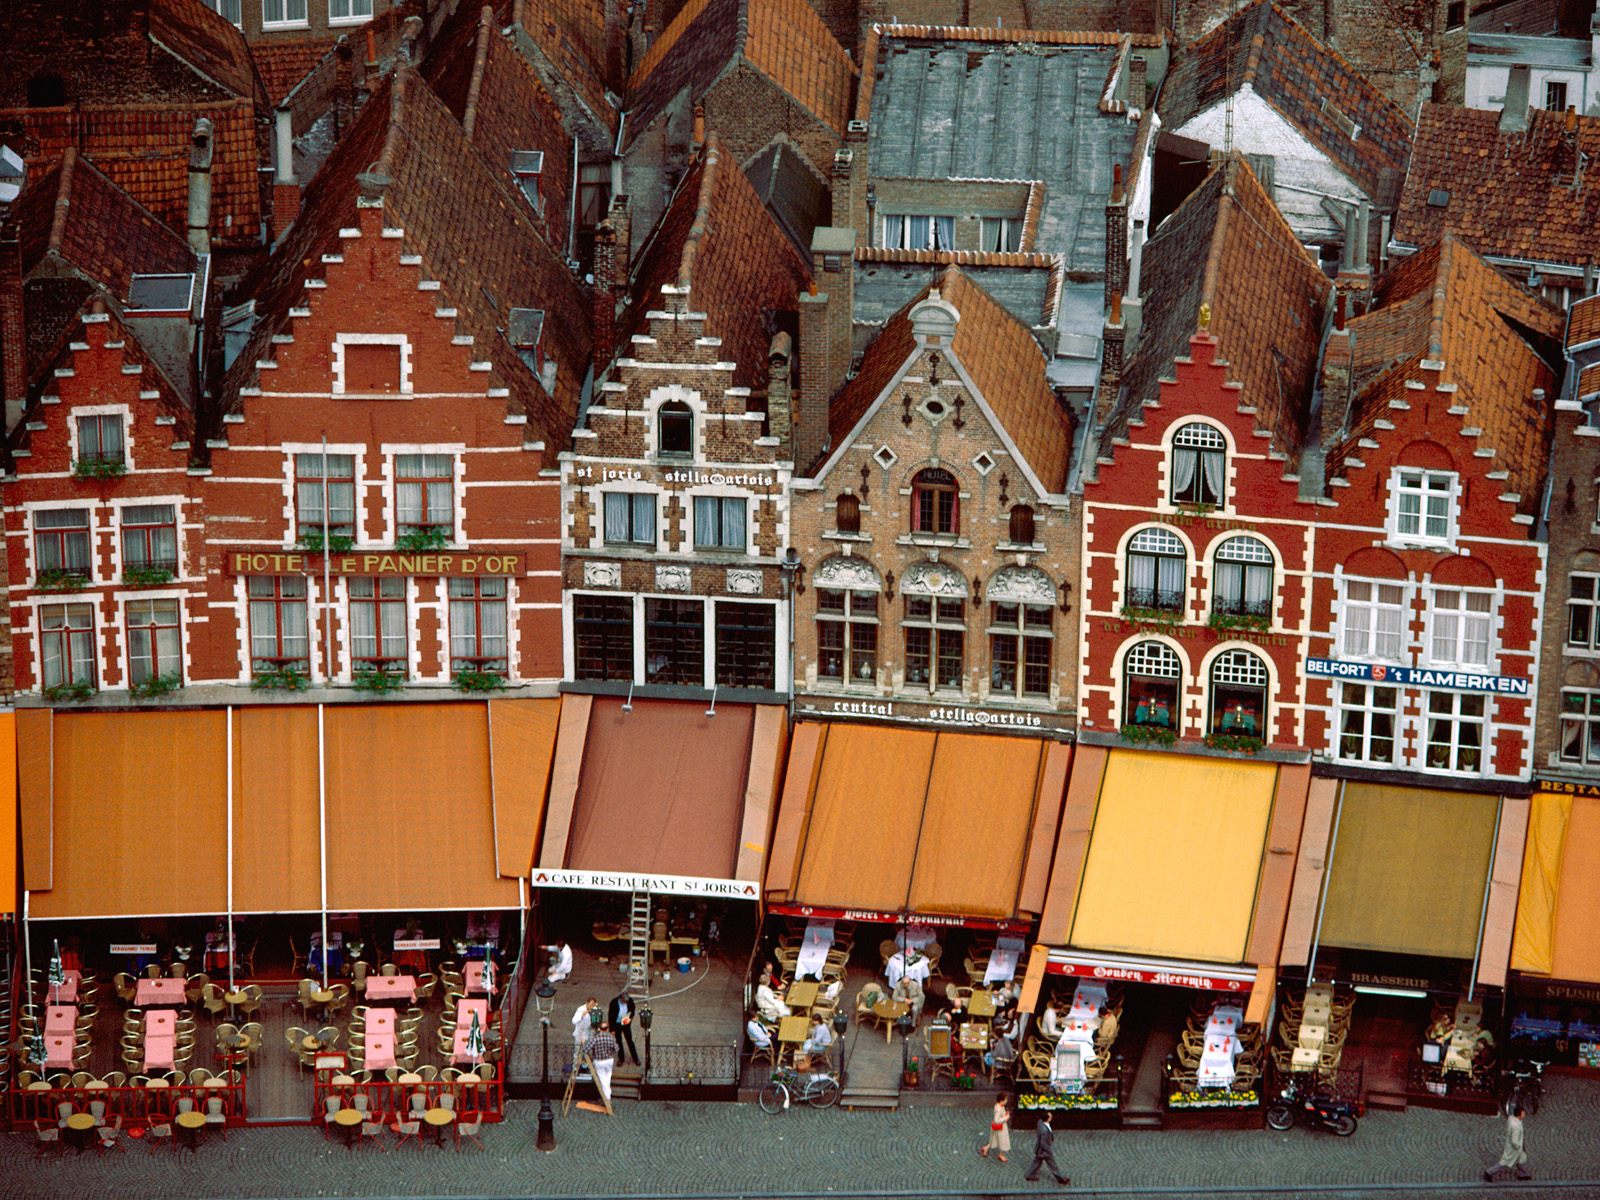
(984, 947, 1020, 985)
(885, 952, 931, 990)
(794, 941, 831, 980)
(1205, 1013, 1241, 1039)
(1198, 1035, 1240, 1086)
(895, 926, 937, 951)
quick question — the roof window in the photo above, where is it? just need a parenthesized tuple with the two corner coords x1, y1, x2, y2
(511, 151, 545, 216)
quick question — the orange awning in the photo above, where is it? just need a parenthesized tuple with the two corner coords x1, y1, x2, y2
(488, 698, 561, 878)
(31, 711, 229, 919)
(323, 704, 520, 912)
(0, 711, 15, 916)
(232, 706, 321, 914)
(18, 707, 52, 892)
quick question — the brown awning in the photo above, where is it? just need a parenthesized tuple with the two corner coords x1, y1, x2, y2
(232, 706, 321, 914)
(1278, 776, 1340, 968)
(1476, 795, 1529, 991)
(324, 703, 520, 912)
(1037, 744, 1109, 945)
(31, 711, 229, 919)
(18, 707, 53, 892)
(1244, 764, 1312, 968)
(736, 706, 789, 885)
(563, 698, 755, 878)
(488, 698, 561, 879)
(771, 722, 1070, 920)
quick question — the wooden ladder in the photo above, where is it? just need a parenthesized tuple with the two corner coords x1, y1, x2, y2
(561, 1048, 614, 1116)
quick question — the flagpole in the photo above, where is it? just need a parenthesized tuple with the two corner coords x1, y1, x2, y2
(320, 434, 333, 684)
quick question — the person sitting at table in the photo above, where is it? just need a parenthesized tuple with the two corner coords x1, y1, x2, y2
(1096, 1004, 1119, 1048)
(803, 1014, 834, 1057)
(819, 975, 844, 1006)
(754, 974, 791, 1022)
(546, 943, 573, 985)
(893, 974, 925, 1025)
(745, 1014, 774, 1052)
(762, 958, 787, 990)
(1040, 999, 1064, 1039)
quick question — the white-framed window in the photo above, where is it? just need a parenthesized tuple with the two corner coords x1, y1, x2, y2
(248, 576, 309, 675)
(979, 217, 1021, 252)
(693, 496, 746, 551)
(903, 594, 965, 691)
(882, 214, 955, 251)
(1341, 579, 1407, 660)
(989, 601, 1052, 698)
(1336, 682, 1398, 765)
(1125, 527, 1186, 613)
(33, 509, 93, 584)
(1170, 422, 1225, 507)
(449, 578, 509, 674)
(39, 603, 96, 690)
(1424, 691, 1485, 773)
(1545, 79, 1569, 111)
(817, 588, 878, 685)
(1568, 574, 1600, 650)
(1208, 648, 1269, 738)
(120, 504, 179, 575)
(1122, 639, 1181, 732)
(1212, 536, 1273, 619)
(1430, 588, 1492, 667)
(1389, 469, 1456, 546)
(75, 412, 125, 469)
(603, 493, 656, 546)
(125, 598, 182, 686)
(348, 577, 407, 675)
(329, 0, 375, 23)
(208, 0, 242, 24)
(394, 453, 455, 540)
(261, 0, 309, 27)
(1559, 688, 1600, 766)
(656, 400, 693, 458)
(295, 453, 356, 541)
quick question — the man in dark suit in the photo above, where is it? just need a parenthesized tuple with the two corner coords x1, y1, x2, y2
(608, 990, 641, 1065)
(1024, 1111, 1070, 1184)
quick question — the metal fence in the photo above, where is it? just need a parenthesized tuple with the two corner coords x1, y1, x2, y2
(645, 1043, 739, 1087)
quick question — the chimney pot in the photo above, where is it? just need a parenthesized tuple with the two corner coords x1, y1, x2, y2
(186, 118, 215, 254)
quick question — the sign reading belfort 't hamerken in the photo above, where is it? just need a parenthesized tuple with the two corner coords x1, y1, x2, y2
(1304, 658, 1530, 696)
(228, 551, 525, 577)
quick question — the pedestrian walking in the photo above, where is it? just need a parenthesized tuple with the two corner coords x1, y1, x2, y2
(608, 989, 640, 1065)
(979, 1092, 1011, 1163)
(587, 1022, 619, 1108)
(1486, 1104, 1532, 1181)
(1024, 1111, 1070, 1185)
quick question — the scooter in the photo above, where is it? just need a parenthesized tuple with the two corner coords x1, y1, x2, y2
(1265, 1075, 1360, 1136)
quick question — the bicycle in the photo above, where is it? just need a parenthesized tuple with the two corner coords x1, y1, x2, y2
(1501, 1059, 1547, 1117)
(758, 1066, 841, 1113)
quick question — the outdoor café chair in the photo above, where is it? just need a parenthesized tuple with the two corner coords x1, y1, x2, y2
(201, 985, 226, 1022)
(33, 1119, 62, 1156)
(409, 1091, 428, 1115)
(360, 1120, 386, 1150)
(70, 1071, 93, 1089)
(89, 1099, 107, 1126)
(321, 1096, 342, 1138)
(145, 965, 163, 980)
(185, 974, 210, 1005)
(391, 1118, 421, 1150)
(416, 1064, 438, 1082)
(146, 1121, 173, 1153)
(456, 1116, 484, 1152)
(54, 1101, 75, 1128)
(205, 1097, 228, 1139)
(238, 985, 264, 1020)
(381, 963, 398, 977)
(97, 1116, 126, 1153)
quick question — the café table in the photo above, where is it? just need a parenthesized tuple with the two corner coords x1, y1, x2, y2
(1305, 984, 1334, 999)
(175, 1108, 206, 1149)
(451, 999, 493, 1064)
(1298, 1024, 1326, 1050)
(44, 1005, 76, 1034)
(983, 944, 1021, 986)
(885, 952, 930, 990)
(44, 1034, 75, 1069)
(146, 1010, 176, 1037)
(464, 960, 496, 996)
(1058, 1020, 1098, 1058)
(1206, 1011, 1241, 1039)
(870, 998, 909, 1044)
(958, 1021, 990, 1059)
(966, 990, 997, 1019)
(134, 978, 186, 1007)
(786, 980, 820, 1010)
(64, 1111, 98, 1151)
(794, 928, 833, 980)
(1068, 994, 1101, 1021)
(423, 1106, 455, 1146)
(333, 1106, 363, 1145)
(1198, 1035, 1239, 1087)
(223, 989, 248, 1020)
(367, 1008, 396, 1035)
(1444, 1030, 1476, 1073)
(365, 975, 417, 1004)
(143, 1036, 175, 1072)
(364, 1033, 396, 1071)
(1303, 1000, 1332, 1023)
(45, 970, 81, 1005)
(1291, 1045, 1319, 1070)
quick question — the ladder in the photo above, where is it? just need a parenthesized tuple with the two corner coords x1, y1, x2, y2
(561, 1047, 614, 1116)
(625, 889, 651, 999)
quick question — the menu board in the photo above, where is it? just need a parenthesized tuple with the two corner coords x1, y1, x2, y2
(1577, 1041, 1600, 1069)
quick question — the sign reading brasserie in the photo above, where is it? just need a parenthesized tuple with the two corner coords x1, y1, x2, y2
(1305, 658, 1530, 696)
(228, 550, 525, 577)
(531, 868, 759, 900)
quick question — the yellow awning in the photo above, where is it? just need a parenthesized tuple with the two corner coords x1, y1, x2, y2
(1318, 784, 1498, 961)
(232, 706, 322, 914)
(1511, 790, 1574, 976)
(1548, 797, 1600, 983)
(1069, 750, 1278, 964)
(1512, 792, 1600, 984)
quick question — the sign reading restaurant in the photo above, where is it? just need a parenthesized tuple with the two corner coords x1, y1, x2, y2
(531, 868, 759, 900)
(797, 694, 1072, 735)
(1305, 658, 1531, 696)
(227, 550, 526, 577)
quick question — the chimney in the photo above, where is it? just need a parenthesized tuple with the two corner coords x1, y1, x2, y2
(1128, 56, 1148, 111)
(690, 104, 706, 155)
(838, 120, 869, 242)
(809, 224, 855, 389)
(334, 37, 355, 136)
(1500, 67, 1531, 131)
(603, 0, 625, 92)
(1105, 164, 1128, 309)
(272, 107, 301, 235)
(592, 194, 631, 376)
(0, 143, 27, 423)
(796, 285, 830, 475)
(186, 117, 214, 255)
(1319, 323, 1352, 454)
(399, 16, 423, 66)
(767, 331, 794, 458)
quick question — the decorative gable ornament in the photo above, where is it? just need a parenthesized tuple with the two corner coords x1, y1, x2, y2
(900, 560, 969, 597)
(813, 555, 882, 591)
(988, 566, 1054, 605)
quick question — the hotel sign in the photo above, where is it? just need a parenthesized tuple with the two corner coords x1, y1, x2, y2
(227, 550, 525, 577)
(531, 868, 759, 900)
(1305, 658, 1530, 696)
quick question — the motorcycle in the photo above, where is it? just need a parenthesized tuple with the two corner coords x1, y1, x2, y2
(1266, 1075, 1360, 1136)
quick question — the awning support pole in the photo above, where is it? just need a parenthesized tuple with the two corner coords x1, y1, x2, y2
(318, 702, 330, 988)
(1467, 796, 1505, 1003)
(226, 705, 235, 993)
(21, 890, 31, 1009)
(1306, 780, 1346, 986)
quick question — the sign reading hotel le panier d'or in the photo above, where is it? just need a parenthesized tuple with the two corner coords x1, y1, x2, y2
(228, 550, 526, 577)
(1305, 658, 1530, 696)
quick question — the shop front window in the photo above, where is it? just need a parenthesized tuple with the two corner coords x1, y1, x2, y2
(575, 594, 633, 681)
(817, 588, 877, 685)
(1122, 640, 1181, 731)
(904, 595, 964, 691)
(1208, 649, 1269, 738)
(449, 577, 508, 674)
(1337, 683, 1397, 764)
(1125, 527, 1185, 613)
(1559, 689, 1600, 766)
(645, 597, 704, 685)
(1425, 691, 1484, 773)
(715, 601, 775, 689)
(989, 602, 1051, 698)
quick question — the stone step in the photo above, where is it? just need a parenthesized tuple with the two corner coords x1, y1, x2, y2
(841, 1093, 899, 1110)
(1121, 1109, 1164, 1128)
(1364, 1089, 1408, 1111)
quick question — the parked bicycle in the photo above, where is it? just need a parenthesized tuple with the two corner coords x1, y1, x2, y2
(1501, 1059, 1547, 1116)
(759, 1066, 841, 1113)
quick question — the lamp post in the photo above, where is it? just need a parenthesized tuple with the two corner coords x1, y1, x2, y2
(898, 1011, 914, 1082)
(832, 1009, 848, 1082)
(638, 1004, 653, 1081)
(535, 980, 556, 1151)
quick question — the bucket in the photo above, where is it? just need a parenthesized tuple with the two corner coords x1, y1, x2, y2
(677, 957, 693, 973)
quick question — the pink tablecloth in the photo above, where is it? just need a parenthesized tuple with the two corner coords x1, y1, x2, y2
(44, 1005, 76, 1034)
(45, 971, 80, 1004)
(44, 1034, 76, 1069)
(135, 978, 186, 1006)
(364, 976, 416, 1003)
(363, 1033, 395, 1070)
(367, 1009, 395, 1034)
(464, 961, 496, 996)
(143, 1035, 175, 1071)
(146, 1011, 175, 1036)
(451, 999, 492, 1064)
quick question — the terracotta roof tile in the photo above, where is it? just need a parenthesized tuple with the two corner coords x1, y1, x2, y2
(252, 40, 332, 105)
(828, 267, 1073, 491)
(1158, 2, 1412, 205)
(1328, 235, 1564, 511)
(1396, 104, 1600, 268)
(148, 0, 269, 105)
(741, 0, 856, 133)
(1579, 362, 1600, 398)
(513, 0, 618, 137)
(1110, 157, 1330, 465)
(626, 133, 811, 389)
(1568, 293, 1600, 349)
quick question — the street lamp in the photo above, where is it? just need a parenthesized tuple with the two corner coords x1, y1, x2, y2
(898, 1010, 914, 1079)
(638, 1004, 653, 1079)
(832, 1009, 848, 1080)
(535, 980, 556, 1151)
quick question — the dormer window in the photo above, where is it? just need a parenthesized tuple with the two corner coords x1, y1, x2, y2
(511, 151, 545, 215)
(979, 217, 1021, 252)
(76, 413, 125, 470)
(1170, 422, 1225, 507)
(883, 214, 955, 251)
(1390, 468, 1457, 546)
(657, 401, 693, 458)
(329, 0, 374, 23)
(509, 307, 547, 382)
(261, 0, 309, 28)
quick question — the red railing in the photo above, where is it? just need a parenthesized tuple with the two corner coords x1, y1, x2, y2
(310, 1074, 505, 1125)
(10, 1079, 247, 1129)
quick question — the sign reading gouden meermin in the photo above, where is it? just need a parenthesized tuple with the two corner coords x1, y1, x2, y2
(227, 551, 526, 577)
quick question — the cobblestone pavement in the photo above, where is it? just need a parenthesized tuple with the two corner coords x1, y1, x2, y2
(6, 1075, 1600, 1199)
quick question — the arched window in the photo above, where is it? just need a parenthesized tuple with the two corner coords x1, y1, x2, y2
(1209, 649, 1269, 738)
(1125, 528, 1186, 613)
(657, 400, 693, 457)
(1123, 640, 1181, 731)
(835, 493, 861, 535)
(1008, 504, 1036, 545)
(911, 468, 959, 535)
(1212, 536, 1274, 618)
(1171, 422, 1226, 507)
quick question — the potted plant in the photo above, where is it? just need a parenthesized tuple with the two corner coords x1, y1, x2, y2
(953, 1069, 978, 1090)
(903, 1056, 921, 1088)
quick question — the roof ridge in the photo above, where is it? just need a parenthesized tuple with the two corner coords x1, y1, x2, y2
(1429, 235, 1454, 362)
(461, 4, 496, 142)
(48, 148, 77, 258)
(678, 133, 723, 291)
(853, 247, 1060, 268)
(867, 22, 1160, 47)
